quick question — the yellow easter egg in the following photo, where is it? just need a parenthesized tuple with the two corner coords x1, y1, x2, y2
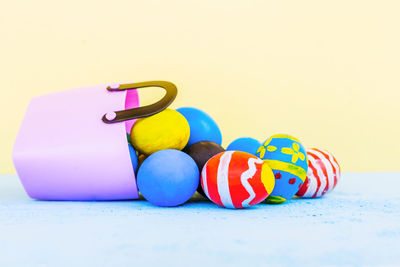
(130, 109, 190, 155)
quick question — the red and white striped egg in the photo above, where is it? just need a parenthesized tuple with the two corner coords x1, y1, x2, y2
(201, 151, 275, 209)
(296, 148, 341, 198)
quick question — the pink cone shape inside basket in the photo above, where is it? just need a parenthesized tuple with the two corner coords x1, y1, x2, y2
(13, 84, 139, 200)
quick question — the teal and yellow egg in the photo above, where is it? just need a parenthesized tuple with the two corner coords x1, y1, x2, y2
(256, 134, 308, 204)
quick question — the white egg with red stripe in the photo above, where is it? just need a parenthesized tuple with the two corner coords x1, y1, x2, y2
(296, 148, 341, 198)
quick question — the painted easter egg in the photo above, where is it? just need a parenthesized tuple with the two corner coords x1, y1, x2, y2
(130, 109, 190, 155)
(184, 141, 225, 196)
(256, 134, 308, 204)
(176, 107, 222, 147)
(227, 137, 261, 155)
(137, 149, 199, 207)
(296, 148, 341, 198)
(201, 151, 275, 209)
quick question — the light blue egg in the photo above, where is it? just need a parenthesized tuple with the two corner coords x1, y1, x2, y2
(137, 149, 199, 207)
(227, 137, 261, 155)
(176, 107, 222, 146)
(256, 134, 308, 204)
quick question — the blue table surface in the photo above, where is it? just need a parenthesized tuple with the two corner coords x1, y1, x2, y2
(1, 173, 399, 267)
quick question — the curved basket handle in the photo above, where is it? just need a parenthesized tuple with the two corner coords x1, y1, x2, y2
(102, 81, 177, 124)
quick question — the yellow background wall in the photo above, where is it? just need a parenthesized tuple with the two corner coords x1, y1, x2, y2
(1, 0, 399, 173)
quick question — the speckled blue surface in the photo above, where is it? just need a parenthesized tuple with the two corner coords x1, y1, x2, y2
(1, 173, 399, 267)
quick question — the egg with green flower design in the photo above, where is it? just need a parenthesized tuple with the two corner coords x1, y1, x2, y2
(256, 134, 308, 204)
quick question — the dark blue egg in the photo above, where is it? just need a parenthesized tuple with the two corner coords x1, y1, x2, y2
(137, 149, 199, 207)
(128, 143, 139, 173)
(227, 137, 261, 155)
(176, 107, 222, 147)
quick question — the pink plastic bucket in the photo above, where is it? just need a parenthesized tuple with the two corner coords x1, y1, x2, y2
(13, 81, 177, 200)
